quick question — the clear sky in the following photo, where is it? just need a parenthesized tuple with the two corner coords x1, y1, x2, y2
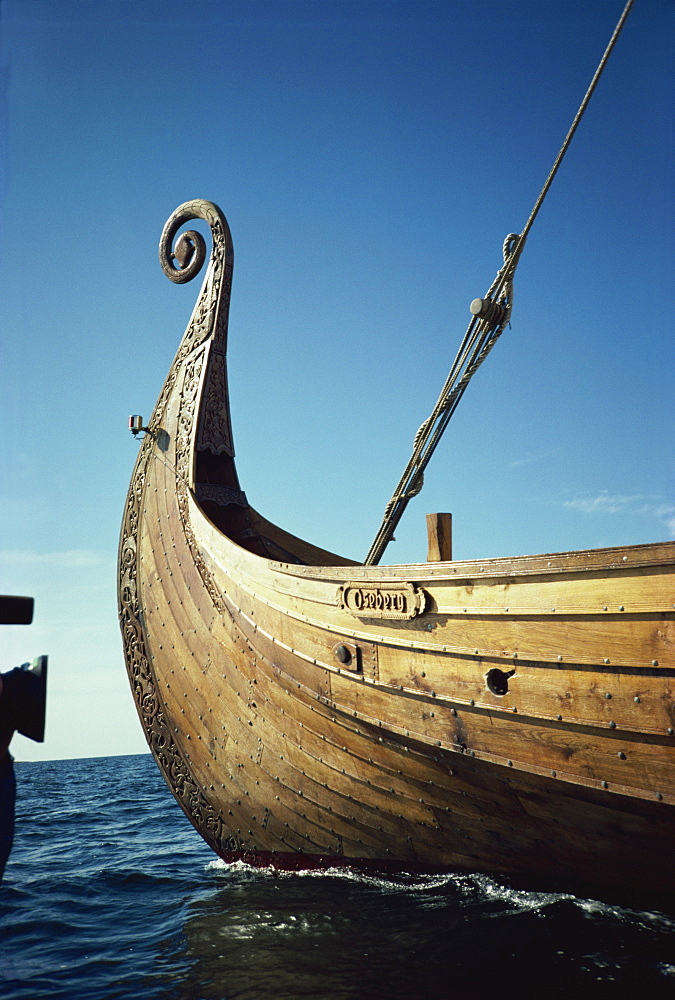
(1, 0, 672, 761)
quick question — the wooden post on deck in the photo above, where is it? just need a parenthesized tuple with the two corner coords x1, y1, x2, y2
(426, 513, 452, 562)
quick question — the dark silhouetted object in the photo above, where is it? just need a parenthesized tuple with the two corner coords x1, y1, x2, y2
(0, 594, 47, 882)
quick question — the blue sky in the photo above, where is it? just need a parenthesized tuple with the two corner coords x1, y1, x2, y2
(1, 0, 672, 760)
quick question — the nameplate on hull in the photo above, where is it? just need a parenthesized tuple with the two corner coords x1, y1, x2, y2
(337, 582, 426, 620)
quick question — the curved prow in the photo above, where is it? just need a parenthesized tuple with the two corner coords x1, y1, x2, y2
(147, 201, 353, 566)
(153, 200, 257, 554)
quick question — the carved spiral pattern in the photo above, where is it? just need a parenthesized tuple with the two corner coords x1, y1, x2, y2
(118, 439, 242, 856)
(159, 222, 205, 285)
(118, 199, 243, 857)
(158, 200, 230, 285)
(163, 229, 207, 284)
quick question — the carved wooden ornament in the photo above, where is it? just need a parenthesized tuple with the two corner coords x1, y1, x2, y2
(337, 582, 426, 619)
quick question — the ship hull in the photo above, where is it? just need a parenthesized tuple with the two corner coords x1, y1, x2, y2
(118, 202, 675, 897)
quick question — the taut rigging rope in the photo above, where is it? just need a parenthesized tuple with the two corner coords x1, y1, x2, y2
(364, 0, 635, 566)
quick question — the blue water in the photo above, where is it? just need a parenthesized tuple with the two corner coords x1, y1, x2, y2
(0, 755, 672, 999)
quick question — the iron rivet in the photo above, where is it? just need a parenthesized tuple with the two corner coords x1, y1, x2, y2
(469, 699, 475, 707)
(451, 708, 457, 717)
(507, 760, 513, 766)
(619, 605, 624, 611)
(608, 721, 616, 729)
(601, 780, 608, 789)
(617, 752, 626, 760)
(604, 658, 610, 664)
(557, 715, 563, 721)
(656, 792, 663, 800)
(551, 770, 557, 777)
(634, 696, 641, 704)
(668, 728, 674, 736)
(652, 660, 659, 667)
(604, 692, 612, 700)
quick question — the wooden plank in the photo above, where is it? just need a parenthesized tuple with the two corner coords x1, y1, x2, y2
(428, 565, 675, 615)
(376, 644, 675, 733)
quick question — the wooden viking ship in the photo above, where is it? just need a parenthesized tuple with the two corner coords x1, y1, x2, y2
(118, 6, 674, 897)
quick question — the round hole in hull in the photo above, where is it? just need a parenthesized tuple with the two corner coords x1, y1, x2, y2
(486, 667, 515, 696)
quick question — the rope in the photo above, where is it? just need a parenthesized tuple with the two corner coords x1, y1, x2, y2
(364, 0, 635, 566)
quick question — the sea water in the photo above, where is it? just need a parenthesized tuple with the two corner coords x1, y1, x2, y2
(0, 754, 672, 999)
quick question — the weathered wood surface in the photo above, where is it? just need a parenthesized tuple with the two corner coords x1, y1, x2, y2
(118, 201, 675, 897)
(426, 512, 452, 562)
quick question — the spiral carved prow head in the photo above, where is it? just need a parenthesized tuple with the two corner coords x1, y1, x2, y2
(159, 199, 230, 285)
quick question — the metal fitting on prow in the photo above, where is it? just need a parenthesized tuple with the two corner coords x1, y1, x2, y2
(129, 415, 149, 437)
(470, 297, 506, 326)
